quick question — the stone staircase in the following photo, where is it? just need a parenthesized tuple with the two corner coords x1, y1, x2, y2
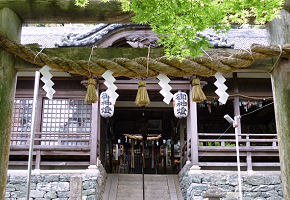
(102, 174, 183, 200)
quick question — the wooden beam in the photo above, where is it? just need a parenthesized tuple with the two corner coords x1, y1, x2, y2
(0, 0, 132, 24)
(0, 8, 21, 200)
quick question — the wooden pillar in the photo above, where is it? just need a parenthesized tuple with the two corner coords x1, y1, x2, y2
(268, 8, 290, 199)
(90, 85, 100, 166)
(271, 59, 290, 199)
(187, 86, 199, 167)
(179, 119, 185, 169)
(233, 73, 241, 134)
(0, 8, 21, 199)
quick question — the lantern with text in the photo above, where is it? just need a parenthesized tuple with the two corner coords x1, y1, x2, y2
(173, 91, 188, 118)
(100, 91, 114, 118)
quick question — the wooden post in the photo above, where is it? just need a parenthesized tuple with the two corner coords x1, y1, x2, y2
(0, 7, 21, 199)
(179, 119, 185, 169)
(187, 86, 199, 168)
(271, 59, 290, 199)
(233, 73, 241, 135)
(246, 135, 253, 171)
(90, 85, 100, 166)
(34, 93, 43, 169)
(268, 8, 290, 200)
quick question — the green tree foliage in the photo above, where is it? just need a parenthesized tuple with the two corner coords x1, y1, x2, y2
(75, 0, 284, 58)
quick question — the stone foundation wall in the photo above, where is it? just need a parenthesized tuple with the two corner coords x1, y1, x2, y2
(5, 164, 106, 200)
(179, 162, 284, 200)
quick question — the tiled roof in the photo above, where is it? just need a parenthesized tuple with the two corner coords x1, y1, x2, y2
(21, 25, 269, 49)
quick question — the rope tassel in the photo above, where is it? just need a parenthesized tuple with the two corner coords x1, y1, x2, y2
(85, 78, 98, 103)
(191, 78, 206, 102)
(135, 80, 150, 106)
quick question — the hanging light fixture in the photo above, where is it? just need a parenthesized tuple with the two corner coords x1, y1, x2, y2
(173, 90, 188, 118)
(100, 91, 115, 118)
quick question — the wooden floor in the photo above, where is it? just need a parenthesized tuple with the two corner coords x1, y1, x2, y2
(102, 174, 183, 200)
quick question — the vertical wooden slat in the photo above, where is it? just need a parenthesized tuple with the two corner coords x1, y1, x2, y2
(246, 135, 252, 171)
(35, 150, 41, 170)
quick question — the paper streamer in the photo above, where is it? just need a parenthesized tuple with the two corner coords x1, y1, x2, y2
(157, 74, 174, 104)
(214, 72, 229, 104)
(39, 65, 55, 99)
(102, 70, 119, 104)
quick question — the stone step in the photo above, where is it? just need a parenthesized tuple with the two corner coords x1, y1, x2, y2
(117, 184, 169, 190)
(103, 174, 182, 200)
(118, 174, 168, 182)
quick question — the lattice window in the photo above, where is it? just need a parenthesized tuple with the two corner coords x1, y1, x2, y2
(41, 99, 92, 146)
(11, 99, 33, 145)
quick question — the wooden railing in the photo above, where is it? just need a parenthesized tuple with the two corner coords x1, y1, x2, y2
(198, 133, 280, 170)
(9, 132, 91, 168)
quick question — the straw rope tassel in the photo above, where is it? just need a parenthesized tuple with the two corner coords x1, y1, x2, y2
(191, 78, 206, 102)
(85, 78, 98, 103)
(135, 80, 150, 106)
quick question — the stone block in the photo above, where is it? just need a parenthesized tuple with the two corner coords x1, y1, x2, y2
(190, 183, 208, 191)
(242, 184, 253, 192)
(30, 190, 46, 198)
(252, 185, 275, 192)
(57, 191, 70, 198)
(11, 190, 27, 198)
(87, 195, 96, 200)
(9, 176, 27, 184)
(191, 175, 202, 183)
(227, 175, 238, 186)
(83, 189, 96, 196)
(59, 174, 71, 182)
(219, 184, 235, 192)
(244, 176, 265, 186)
(83, 180, 97, 190)
(70, 176, 83, 200)
(37, 182, 51, 192)
(13, 184, 26, 191)
(264, 176, 281, 185)
(51, 182, 70, 192)
(5, 186, 15, 192)
(44, 175, 60, 182)
(244, 192, 262, 198)
(254, 197, 266, 200)
(44, 191, 57, 199)
(5, 192, 10, 198)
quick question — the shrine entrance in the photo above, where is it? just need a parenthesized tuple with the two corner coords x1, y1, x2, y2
(102, 106, 184, 174)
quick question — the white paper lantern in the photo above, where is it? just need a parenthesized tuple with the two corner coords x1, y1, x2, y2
(173, 91, 188, 118)
(100, 91, 115, 118)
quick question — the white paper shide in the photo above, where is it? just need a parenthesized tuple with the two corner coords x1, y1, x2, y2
(214, 72, 229, 104)
(102, 70, 119, 104)
(39, 65, 55, 99)
(157, 74, 174, 104)
(173, 91, 188, 118)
